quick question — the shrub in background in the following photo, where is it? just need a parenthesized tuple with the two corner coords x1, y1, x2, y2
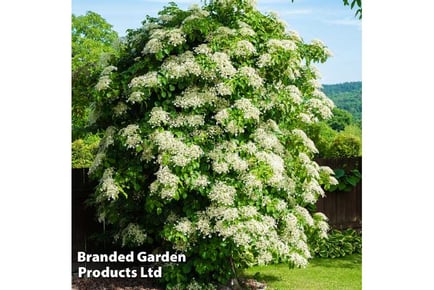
(72, 134, 101, 168)
(328, 132, 361, 157)
(309, 229, 362, 258)
(88, 1, 337, 287)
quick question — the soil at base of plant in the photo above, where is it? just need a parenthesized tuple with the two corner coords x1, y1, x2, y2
(72, 277, 163, 290)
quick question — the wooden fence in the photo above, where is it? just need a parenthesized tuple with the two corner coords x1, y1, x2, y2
(72, 157, 362, 270)
(315, 157, 362, 230)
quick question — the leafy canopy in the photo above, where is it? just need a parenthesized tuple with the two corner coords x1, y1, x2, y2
(72, 11, 120, 140)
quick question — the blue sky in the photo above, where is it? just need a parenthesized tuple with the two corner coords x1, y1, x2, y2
(72, 0, 361, 84)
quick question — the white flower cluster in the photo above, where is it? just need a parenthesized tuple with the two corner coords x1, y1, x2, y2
(211, 52, 237, 78)
(143, 38, 163, 54)
(311, 39, 333, 57)
(302, 180, 324, 203)
(255, 151, 287, 188)
(292, 129, 318, 153)
(192, 174, 210, 188)
(232, 40, 257, 57)
(89, 127, 117, 175)
(121, 223, 147, 247)
(101, 65, 117, 75)
(89, 152, 105, 176)
(284, 64, 302, 81)
(305, 162, 320, 179)
(150, 166, 180, 199)
(240, 141, 258, 155)
(162, 51, 202, 79)
(252, 127, 284, 153)
(287, 85, 303, 104)
(153, 131, 203, 166)
(129, 71, 160, 89)
(234, 98, 260, 121)
(140, 142, 155, 163)
(275, 199, 288, 212)
(170, 114, 205, 128)
(289, 252, 308, 268)
(214, 82, 233, 96)
(113, 102, 128, 116)
(319, 166, 339, 185)
(148, 107, 170, 127)
(238, 66, 263, 88)
(159, 14, 174, 23)
(209, 181, 236, 206)
(174, 217, 194, 236)
(257, 53, 272, 68)
(183, 5, 210, 24)
(287, 30, 301, 42)
(240, 173, 263, 194)
(100, 126, 116, 149)
(312, 89, 335, 107)
(237, 21, 256, 37)
(120, 124, 142, 149)
(313, 212, 329, 238)
(95, 75, 111, 91)
(206, 26, 235, 42)
(267, 39, 297, 53)
(227, 153, 249, 172)
(295, 205, 314, 226)
(127, 91, 144, 104)
(143, 28, 186, 54)
(195, 212, 212, 237)
(100, 168, 119, 200)
(307, 98, 333, 119)
(194, 44, 212, 55)
(185, 202, 315, 267)
(95, 66, 117, 91)
(208, 141, 249, 174)
(166, 28, 186, 46)
(174, 86, 221, 109)
(299, 112, 313, 124)
(156, 166, 179, 187)
(214, 109, 230, 125)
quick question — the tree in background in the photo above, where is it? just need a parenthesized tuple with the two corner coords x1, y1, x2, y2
(72, 11, 121, 167)
(327, 108, 353, 131)
(87, 1, 338, 288)
(72, 11, 120, 140)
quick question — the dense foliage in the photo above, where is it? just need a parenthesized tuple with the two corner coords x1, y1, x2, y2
(309, 229, 362, 258)
(88, 1, 339, 287)
(72, 11, 120, 140)
(304, 123, 361, 158)
(72, 135, 101, 168)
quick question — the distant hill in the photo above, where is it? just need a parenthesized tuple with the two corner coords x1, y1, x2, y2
(322, 81, 362, 122)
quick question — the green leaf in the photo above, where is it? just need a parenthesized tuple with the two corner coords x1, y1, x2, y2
(346, 176, 359, 186)
(334, 168, 345, 178)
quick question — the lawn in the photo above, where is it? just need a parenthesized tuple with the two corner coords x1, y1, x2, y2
(243, 254, 361, 290)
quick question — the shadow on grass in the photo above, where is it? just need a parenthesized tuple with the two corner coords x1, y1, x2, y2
(310, 254, 362, 269)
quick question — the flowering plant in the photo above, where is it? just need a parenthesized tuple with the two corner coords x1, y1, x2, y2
(89, 0, 337, 287)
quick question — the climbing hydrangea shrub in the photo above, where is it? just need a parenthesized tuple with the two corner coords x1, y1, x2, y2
(89, 0, 337, 287)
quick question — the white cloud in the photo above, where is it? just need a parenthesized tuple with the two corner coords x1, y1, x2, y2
(326, 18, 361, 27)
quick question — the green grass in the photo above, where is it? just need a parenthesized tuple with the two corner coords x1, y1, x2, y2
(243, 254, 361, 290)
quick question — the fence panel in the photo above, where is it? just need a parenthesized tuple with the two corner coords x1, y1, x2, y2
(315, 157, 362, 230)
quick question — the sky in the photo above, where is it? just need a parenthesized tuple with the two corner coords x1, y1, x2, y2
(71, 0, 361, 84)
